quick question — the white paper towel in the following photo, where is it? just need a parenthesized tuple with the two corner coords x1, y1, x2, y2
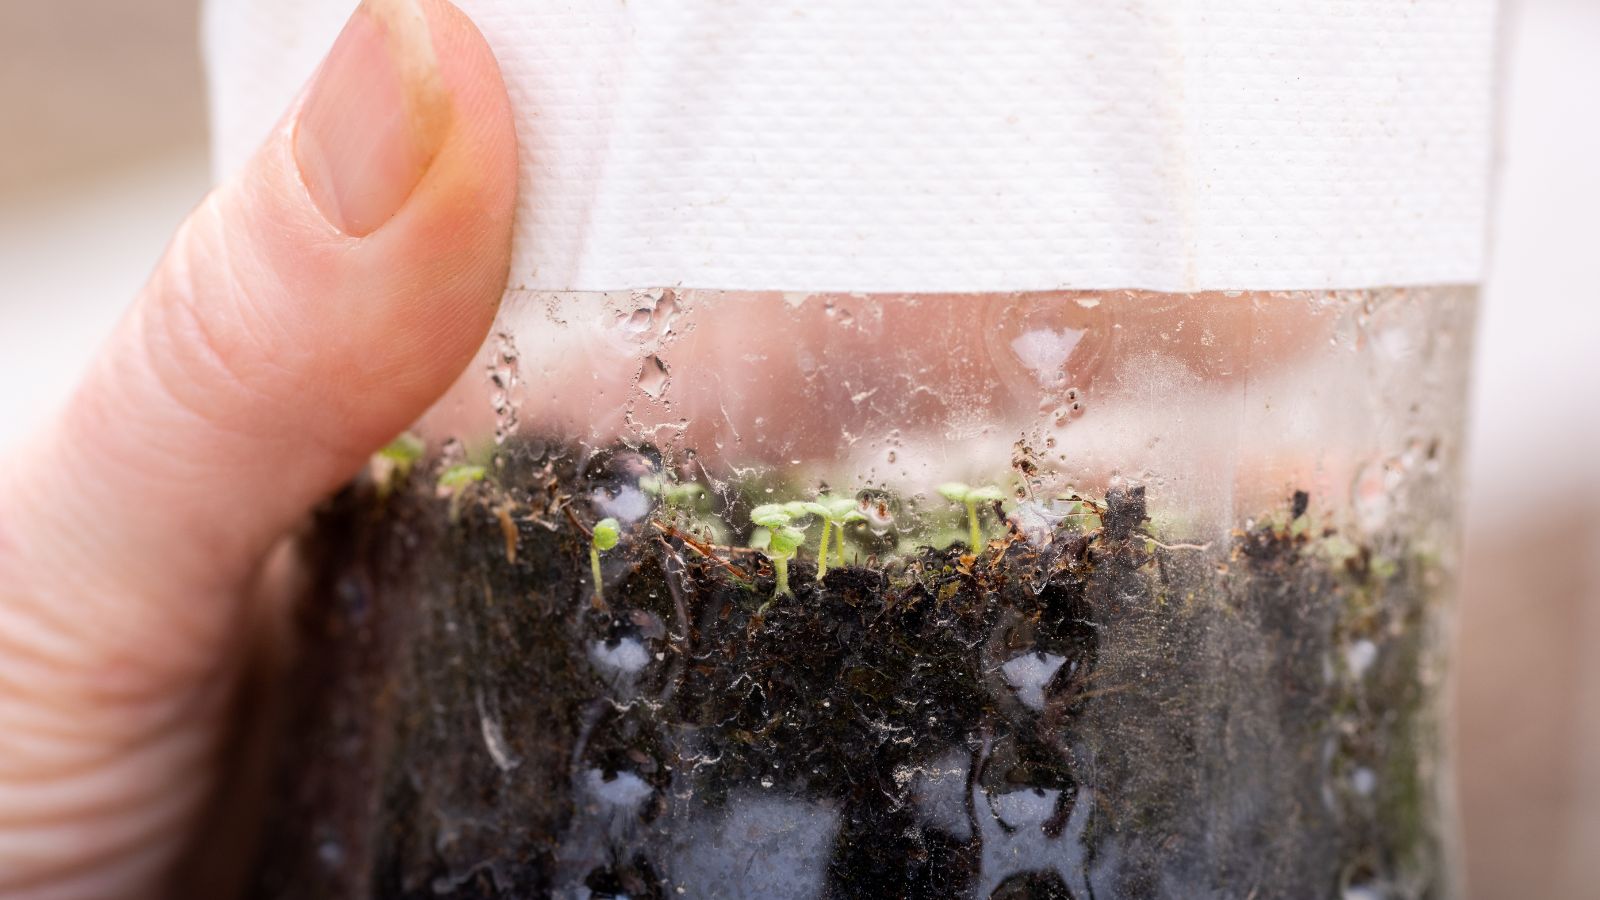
(205, 0, 1496, 293)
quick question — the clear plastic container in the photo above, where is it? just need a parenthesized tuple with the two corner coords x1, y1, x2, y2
(254, 287, 1475, 899)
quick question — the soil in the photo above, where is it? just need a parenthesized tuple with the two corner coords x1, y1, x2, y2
(247, 439, 1450, 900)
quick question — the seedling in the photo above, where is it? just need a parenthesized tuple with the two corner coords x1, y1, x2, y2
(749, 503, 807, 599)
(438, 463, 487, 521)
(938, 482, 1006, 551)
(381, 431, 425, 462)
(642, 474, 731, 544)
(640, 474, 707, 510)
(802, 495, 867, 577)
(590, 517, 620, 601)
(372, 432, 426, 498)
(439, 463, 486, 490)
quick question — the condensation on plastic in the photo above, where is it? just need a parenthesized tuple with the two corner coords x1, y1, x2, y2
(355, 285, 1479, 898)
(422, 287, 1476, 552)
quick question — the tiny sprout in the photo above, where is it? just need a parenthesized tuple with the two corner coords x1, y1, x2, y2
(372, 432, 426, 497)
(938, 482, 1005, 552)
(438, 463, 487, 521)
(641, 474, 706, 509)
(438, 463, 487, 490)
(802, 496, 867, 577)
(380, 431, 425, 465)
(749, 504, 806, 599)
(590, 517, 621, 600)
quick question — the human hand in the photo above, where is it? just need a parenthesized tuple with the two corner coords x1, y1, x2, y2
(0, 1, 515, 895)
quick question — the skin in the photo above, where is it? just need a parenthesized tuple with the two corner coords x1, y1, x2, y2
(0, 1, 515, 896)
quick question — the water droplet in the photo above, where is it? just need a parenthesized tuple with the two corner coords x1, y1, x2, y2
(1344, 882, 1384, 900)
(584, 768, 655, 809)
(486, 331, 522, 444)
(619, 289, 683, 344)
(652, 290, 681, 334)
(1351, 767, 1377, 796)
(1008, 328, 1082, 387)
(1344, 639, 1378, 679)
(1001, 651, 1067, 710)
(638, 355, 670, 400)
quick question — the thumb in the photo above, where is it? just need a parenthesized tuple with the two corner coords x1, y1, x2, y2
(0, 0, 513, 890)
(7, 0, 514, 600)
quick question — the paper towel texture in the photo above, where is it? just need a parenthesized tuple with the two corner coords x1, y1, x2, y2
(205, 0, 1496, 293)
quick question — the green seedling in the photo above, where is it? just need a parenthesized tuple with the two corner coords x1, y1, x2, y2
(749, 504, 807, 599)
(802, 495, 867, 577)
(937, 482, 1006, 551)
(438, 463, 487, 521)
(439, 463, 486, 490)
(376, 432, 422, 464)
(380, 431, 425, 466)
(642, 475, 731, 544)
(640, 474, 707, 509)
(372, 431, 426, 498)
(590, 517, 620, 601)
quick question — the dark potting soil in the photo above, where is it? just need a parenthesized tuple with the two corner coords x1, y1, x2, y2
(248, 440, 1449, 900)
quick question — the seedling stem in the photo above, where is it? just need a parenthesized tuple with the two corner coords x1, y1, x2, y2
(590, 517, 620, 601)
(938, 482, 1005, 552)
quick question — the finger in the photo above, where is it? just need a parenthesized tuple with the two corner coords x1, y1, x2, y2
(8, 0, 514, 619)
(0, 0, 515, 891)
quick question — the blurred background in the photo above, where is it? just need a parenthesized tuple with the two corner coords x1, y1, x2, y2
(0, 0, 1595, 896)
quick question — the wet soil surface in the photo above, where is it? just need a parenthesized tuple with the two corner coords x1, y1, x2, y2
(248, 442, 1448, 899)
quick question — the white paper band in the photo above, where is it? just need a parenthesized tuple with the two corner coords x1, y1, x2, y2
(206, 0, 1496, 293)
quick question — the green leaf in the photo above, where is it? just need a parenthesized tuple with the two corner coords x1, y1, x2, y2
(801, 501, 832, 518)
(749, 527, 773, 550)
(644, 476, 706, 508)
(968, 485, 1006, 502)
(1319, 535, 1360, 565)
(826, 496, 859, 517)
(937, 482, 971, 502)
(768, 525, 806, 556)
(438, 464, 487, 490)
(668, 483, 706, 504)
(839, 510, 868, 523)
(592, 517, 621, 551)
(750, 504, 793, 528)
(782, 501, 813, 519)
(379, 432, 425, 463)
